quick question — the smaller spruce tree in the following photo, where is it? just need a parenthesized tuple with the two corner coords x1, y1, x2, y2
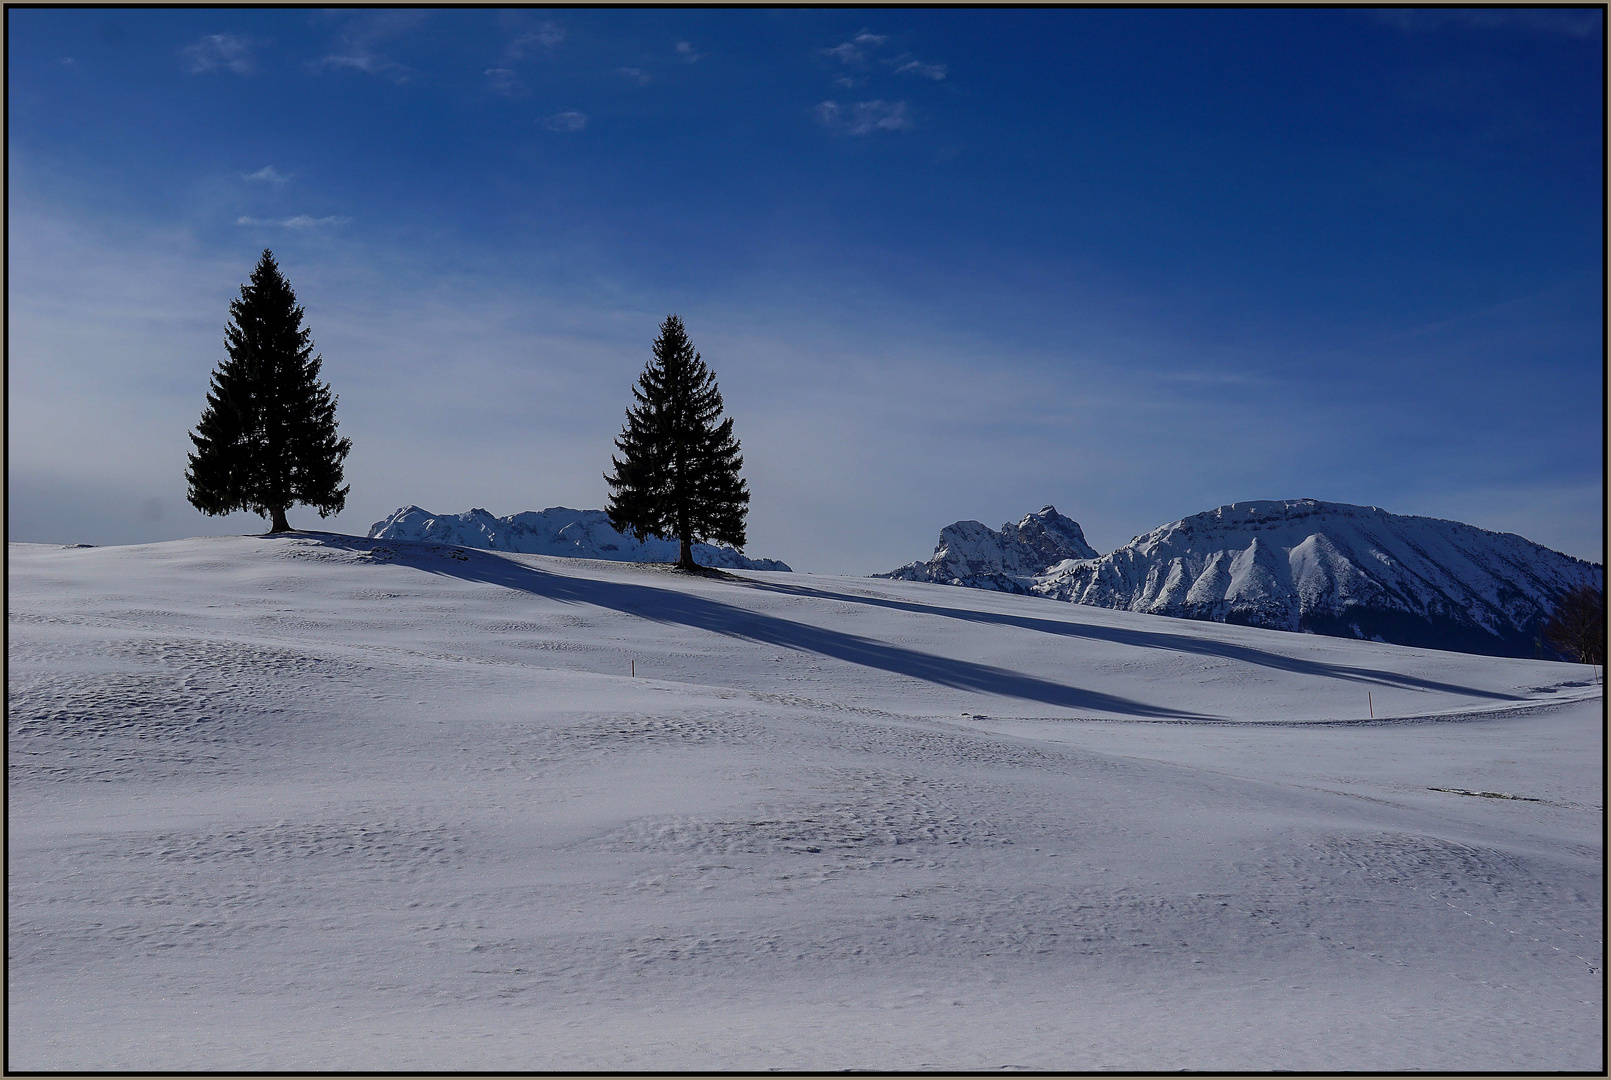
(186, 250, 351, 533)
(605, 315, 749, 570)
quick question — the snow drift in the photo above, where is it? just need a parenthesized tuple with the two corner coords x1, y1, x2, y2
(369, 505, 790, 571)
(883, 499, 1602, 658)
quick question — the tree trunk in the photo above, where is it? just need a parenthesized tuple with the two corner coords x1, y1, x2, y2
(678, 532, 696, 571)
(269, 506, 291, 533)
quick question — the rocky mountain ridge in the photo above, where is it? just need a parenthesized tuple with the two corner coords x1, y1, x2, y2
(368, 506, 791, 571)
(882, 498, 1603, 658)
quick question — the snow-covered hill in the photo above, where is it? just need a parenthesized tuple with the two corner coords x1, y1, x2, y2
(368, 505, 790, 571)
(7, 534, 1602, 1070)
(884, 499, 1602, 657)
(879, 505, 1098, 593)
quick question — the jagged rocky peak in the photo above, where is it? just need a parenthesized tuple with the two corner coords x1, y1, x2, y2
(1008, 505, 1100, 565)
(368, 505, 790, 572)
(877, 505, 1098, 594)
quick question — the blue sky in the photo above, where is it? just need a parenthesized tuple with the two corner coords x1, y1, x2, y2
(8, 7, 1604, 572)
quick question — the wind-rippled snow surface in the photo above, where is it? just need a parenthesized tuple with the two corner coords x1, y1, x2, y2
(8, 534, 1603, 1071)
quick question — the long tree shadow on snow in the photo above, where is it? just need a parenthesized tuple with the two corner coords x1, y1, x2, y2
(306, 535, 1210, 719)
(730, 577, 1521, 702)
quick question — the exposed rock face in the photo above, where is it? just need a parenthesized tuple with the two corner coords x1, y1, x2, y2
(368, 506, 790, 572)
(877, 506, 1099, 594)
(882, 498, 1603, 658)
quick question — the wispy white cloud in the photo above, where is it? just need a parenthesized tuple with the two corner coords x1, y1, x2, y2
(814, 31, 939, 135)
(616, 66, 651, 85)
(505, 19, 565, 59)
(484, 67, 521, 95)
(816, 100, 911, 136)
(183, 33, 253, 75)
(893, 58, 947, 81)
(242, 165, 290, 185)
(314, 53, 408, 80)
(483, 17, 563, 94)
(310, 12, 423, 83)
(675, 40, 704, 63)
(540, 111, 588, 133)
(823, 29, 887, 65)
(282, 214, 349, 229)
(849, 100, 910, 135)
(236, 214, 350, 229)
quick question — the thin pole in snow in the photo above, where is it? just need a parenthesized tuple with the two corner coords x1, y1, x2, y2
(632, 660, 635, 678)
(1368, 692, 1373, 718)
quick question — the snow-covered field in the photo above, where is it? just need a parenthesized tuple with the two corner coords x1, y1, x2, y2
(8, 533, 1604, 1071)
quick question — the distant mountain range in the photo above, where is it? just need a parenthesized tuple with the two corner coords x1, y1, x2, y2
(880, 499, 1603, 658)
(368, 506, 791, 572)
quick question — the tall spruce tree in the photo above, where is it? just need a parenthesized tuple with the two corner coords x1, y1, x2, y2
(605, 315, 749, 570)
(186, 250, 351, 533)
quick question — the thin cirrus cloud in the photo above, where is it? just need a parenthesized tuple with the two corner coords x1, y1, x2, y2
(675, 40, 704, 63)
(485, 18, 563, 95)
(235, 214, 350, 229)
(183, 33, 253, 75)
(815, 100, 911, 135)
(540, 111, 588, 132)
(242, 165, 290, 185)
(823, 29, 887, 65)
(313, 53, 408, 81)
(485, 67, 521, 95)
(311, 11, 423, 83)
(893, 58, 947, 80)
(616, 66, 651, 85)
(504, 19, 564, 59)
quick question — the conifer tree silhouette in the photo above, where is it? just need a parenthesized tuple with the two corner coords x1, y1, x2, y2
(606, 315, 749, 570)
(186, 250, 351, 533)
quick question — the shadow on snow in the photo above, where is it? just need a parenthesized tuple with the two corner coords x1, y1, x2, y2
(732, 577, 1520, 702)
(303, 534, 1212, 719)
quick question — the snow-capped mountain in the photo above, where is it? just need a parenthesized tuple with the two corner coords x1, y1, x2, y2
(368, 506, 791, 571)
(884, 499, 1603, 657)
(878, 506, 1099, 594)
